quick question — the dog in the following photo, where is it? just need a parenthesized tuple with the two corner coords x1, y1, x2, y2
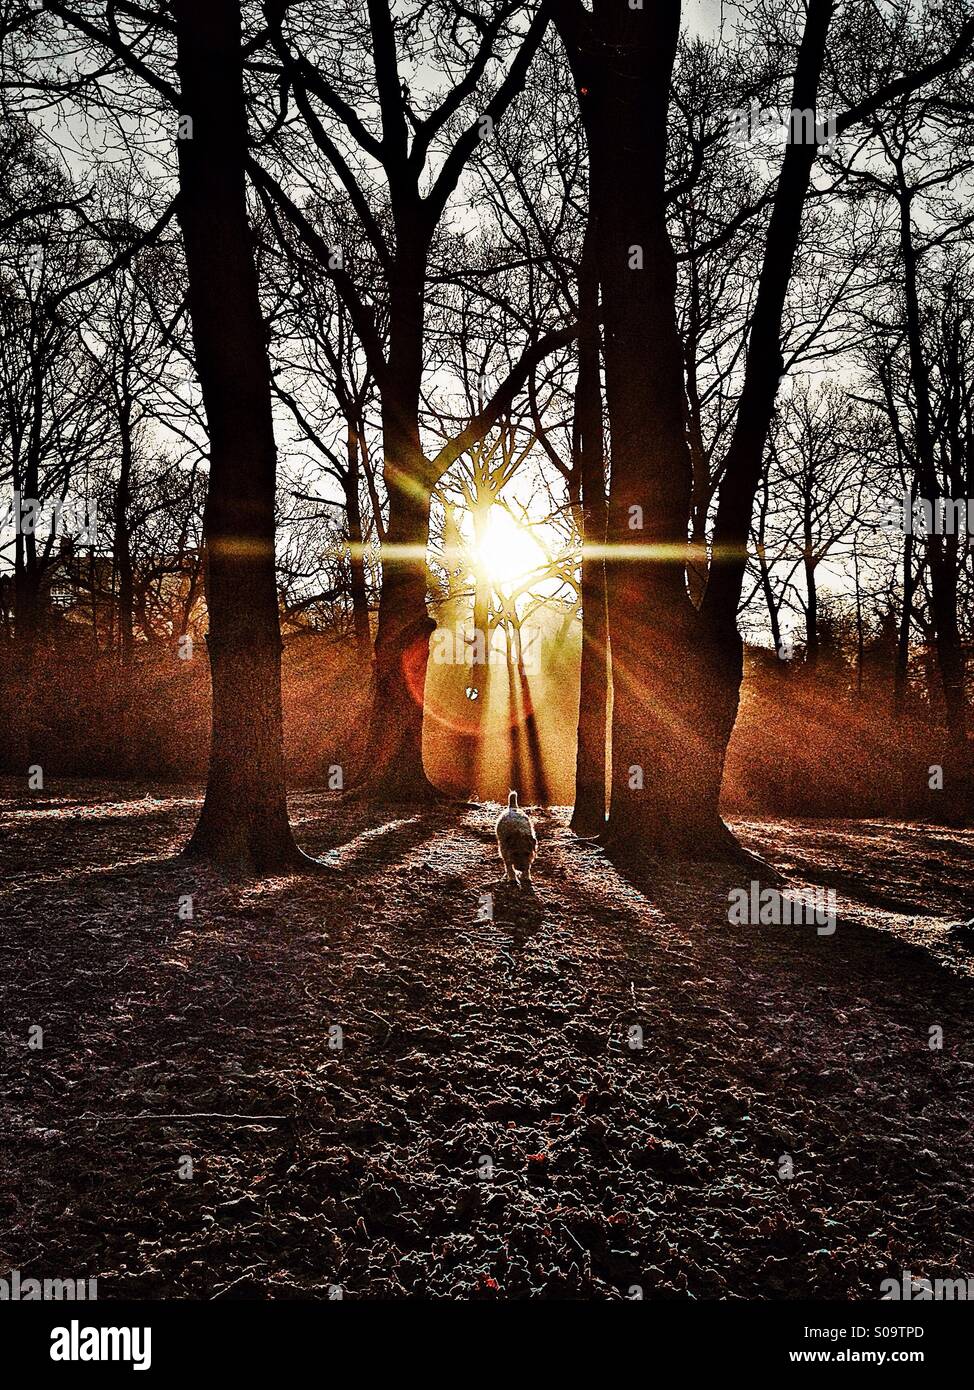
(495, 791, 537, 889)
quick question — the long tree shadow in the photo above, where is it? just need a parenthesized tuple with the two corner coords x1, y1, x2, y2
(560, 831, 974, 1027)
(736, 818, 974, 918)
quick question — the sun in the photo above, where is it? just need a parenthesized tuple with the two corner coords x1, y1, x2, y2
(476, 507, 544, 588)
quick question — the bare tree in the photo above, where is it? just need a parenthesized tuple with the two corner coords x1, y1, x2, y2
(551, 0, 974, 857)
(251, 0, 574, 802)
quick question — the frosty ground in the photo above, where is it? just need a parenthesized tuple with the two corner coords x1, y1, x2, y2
(1, 778, 973, 1299)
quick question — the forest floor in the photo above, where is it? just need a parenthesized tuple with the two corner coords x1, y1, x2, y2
(2, 777, 974, 1300)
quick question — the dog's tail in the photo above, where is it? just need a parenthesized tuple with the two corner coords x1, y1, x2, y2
(507, 790, 518, 809)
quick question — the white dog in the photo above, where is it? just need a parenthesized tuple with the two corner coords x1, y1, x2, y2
(495, 791, 537, 889)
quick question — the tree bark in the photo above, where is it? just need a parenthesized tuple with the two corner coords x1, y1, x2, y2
(352, 323, 439, 800)
(175, 0, 305, 874)
(570, 214, 609, 835)
(588, 1, 735, 852)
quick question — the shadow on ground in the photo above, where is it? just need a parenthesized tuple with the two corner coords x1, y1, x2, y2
(1, 781, 972, 1299)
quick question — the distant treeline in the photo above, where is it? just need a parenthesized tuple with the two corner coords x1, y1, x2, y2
(1, 618, 960, 821)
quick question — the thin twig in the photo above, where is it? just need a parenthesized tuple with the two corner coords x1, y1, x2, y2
(72, 1111, 290, 1124)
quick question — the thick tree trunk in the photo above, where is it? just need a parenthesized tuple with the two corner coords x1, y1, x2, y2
(350, 206, 442, 803)
(352, 361, 439, 802)
(175, 0, 304, 874)
(587, 2, 734, 852)
(570, 217, 609, 835)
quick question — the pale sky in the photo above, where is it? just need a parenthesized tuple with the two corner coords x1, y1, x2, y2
(685, 0, 727, 38)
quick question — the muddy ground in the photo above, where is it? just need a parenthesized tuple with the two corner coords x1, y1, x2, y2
(1, 778, 973, 1299)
